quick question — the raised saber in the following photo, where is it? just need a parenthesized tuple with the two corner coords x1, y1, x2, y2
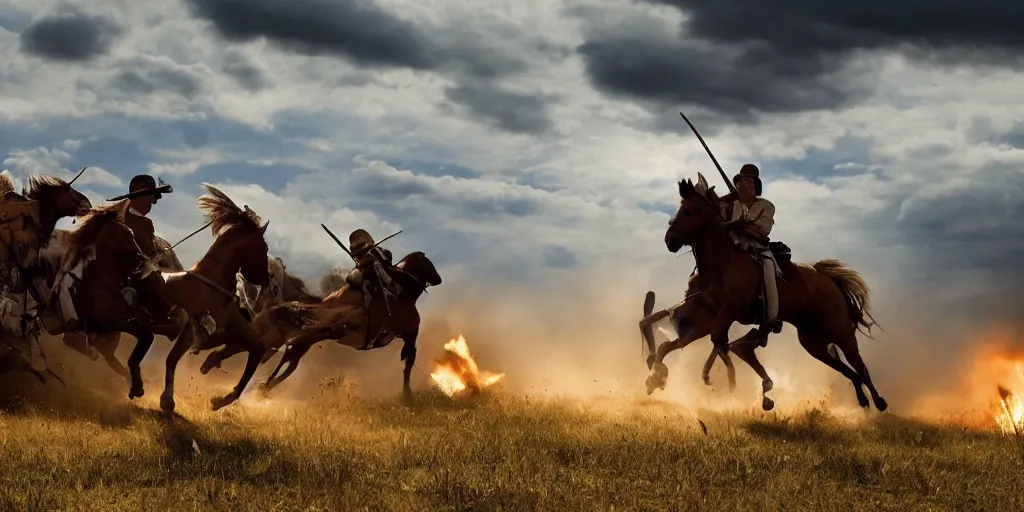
(679, 112, 739, 198)
(320, 223, 356, 261)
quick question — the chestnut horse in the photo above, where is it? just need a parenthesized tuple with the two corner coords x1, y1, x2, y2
(154, 184, 272, 413)
(200, 251, 441, 397)
(643, 174, 887, 412)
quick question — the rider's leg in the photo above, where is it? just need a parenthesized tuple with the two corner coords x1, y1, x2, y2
(757, 256, 782, 346)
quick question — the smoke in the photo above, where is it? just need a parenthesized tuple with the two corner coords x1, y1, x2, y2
(3, 249, 1018, 425)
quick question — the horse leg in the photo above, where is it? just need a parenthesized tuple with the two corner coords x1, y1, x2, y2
(729, 330, 775, 411)
(257, 342, 312, 396)
(210, 312, 267, 411)
(199, 341, 246, 374)
(795, 327, 870, 408)
(640, 291, 670, 370)
(122, 325, 155, 400)
(91, 331, 130, 385)
(705, 328, 737, 392)
(159, 322, 195, 414)
(400, 332, 418, 397)
(831, 330, 887, 412)
(646, 309, 712, 395)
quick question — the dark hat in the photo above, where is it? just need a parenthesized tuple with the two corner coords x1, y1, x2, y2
(349, 229, 375, 251)
(107, 174, 173, 202)
(732, 164, 762, 196)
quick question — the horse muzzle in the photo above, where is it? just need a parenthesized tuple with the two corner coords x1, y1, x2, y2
(665, 230, 685, 253)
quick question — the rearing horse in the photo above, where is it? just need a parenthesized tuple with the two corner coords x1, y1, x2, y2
(644, 174, 887, 412)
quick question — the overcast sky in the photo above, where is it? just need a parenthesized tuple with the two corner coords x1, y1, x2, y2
(2, 0, 1022, 356)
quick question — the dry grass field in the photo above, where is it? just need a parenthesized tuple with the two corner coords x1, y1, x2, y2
(2, 375, 1023, 512)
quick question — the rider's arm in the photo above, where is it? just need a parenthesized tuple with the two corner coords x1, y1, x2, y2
(745, 200, 775, 238)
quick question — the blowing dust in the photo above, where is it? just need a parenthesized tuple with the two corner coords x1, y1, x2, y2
(1, 262, 1018, 431)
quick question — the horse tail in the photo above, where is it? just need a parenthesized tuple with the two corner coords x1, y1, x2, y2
(811, 259, 881, 338)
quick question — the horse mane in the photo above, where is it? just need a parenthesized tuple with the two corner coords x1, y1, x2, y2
(25, 175, 69, 201)
(65, 201, 127, 267)
(0, 173, 16, 196)
(196, 183, 263, 237)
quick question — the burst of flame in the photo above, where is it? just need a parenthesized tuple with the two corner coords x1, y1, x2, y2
(996, 385, 1023, 435)
(991, 355, 1024, 434)
(430, 334, 504, 397)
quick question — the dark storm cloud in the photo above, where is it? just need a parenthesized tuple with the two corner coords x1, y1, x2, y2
(184, 0, 528, 78)
(577, 0, 1024, 122)
(578, 36, 861, 124)
(185, 0, 436, 70)
(19, 10, 122, 61)
(185, 0, 557, 135)
(443, 81, 555, 135)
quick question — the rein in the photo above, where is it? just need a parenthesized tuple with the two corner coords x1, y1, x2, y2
(184, 271, 238, 301)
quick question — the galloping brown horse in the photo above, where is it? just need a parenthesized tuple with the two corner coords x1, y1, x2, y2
(154, 184, 272, 413)
(52, 200, 173, 398)
(201, 251, 441, 397)
(0, 171, 92, 370)
(54, 234, 187, 390)
(643, 174, 887, 412)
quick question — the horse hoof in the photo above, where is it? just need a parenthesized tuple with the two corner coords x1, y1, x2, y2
(256, 383, 271, 397)
(762, 397, 775, 411)
(210, 394, 237, 411)
(645, 376, 659, 395)
(128, 387, 145, 400)
(702, 375, 712, 387)
(874, 397, 888, 412)
(159, 395, 175, 413)
(762, 380, 774, 393)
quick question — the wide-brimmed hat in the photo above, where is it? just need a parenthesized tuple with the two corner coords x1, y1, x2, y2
(732, 164, 762, 196)
(349, 229, 375, 251)
(106, 174, 173, 202)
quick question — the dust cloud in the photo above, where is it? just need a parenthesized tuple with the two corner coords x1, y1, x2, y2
(1, 258, 1018, 430)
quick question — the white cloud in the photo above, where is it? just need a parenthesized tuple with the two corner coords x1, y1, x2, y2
(1, 0, 1022, 348)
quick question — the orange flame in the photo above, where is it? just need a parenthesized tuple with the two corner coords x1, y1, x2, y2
(430, 334, 504, 397)
(990, 355, 1024, 434)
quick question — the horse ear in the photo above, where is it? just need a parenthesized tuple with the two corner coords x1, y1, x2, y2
(696, 173, 709, 195)
(261, 220, 269, 233)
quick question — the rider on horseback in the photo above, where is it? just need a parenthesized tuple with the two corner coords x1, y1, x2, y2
(345, 229, 401, 348)
(111, 174, 177, 324)
(719, 164, 782, 345)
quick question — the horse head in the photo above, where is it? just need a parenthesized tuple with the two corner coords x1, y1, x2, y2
(25, 172, 93, 235)
(666, 172, 722, 252)
(251, 256, 286, 311)
(66, 200, 147, 277)
(196, 183, 271, 287)
(395, 251, 442, 292)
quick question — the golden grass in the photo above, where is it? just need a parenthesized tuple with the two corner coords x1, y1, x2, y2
(1, 384, 1023, 512)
